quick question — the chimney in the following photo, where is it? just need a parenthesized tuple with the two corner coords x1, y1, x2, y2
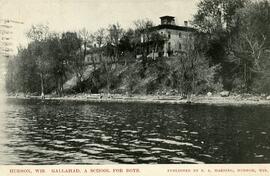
(184, 21, 188, 27)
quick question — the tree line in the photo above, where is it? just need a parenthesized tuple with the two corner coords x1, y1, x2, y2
(5, 19, 164, 95)
(193, 0, 270, 94)
(5, 0, 270, 97)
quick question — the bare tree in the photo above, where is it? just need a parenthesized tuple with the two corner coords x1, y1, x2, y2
(93, 28, 107, 68)
(79, 28, 94, 59)
(133, 19, 154, 57)
(133, 19, 154, 33)
(95, 28, 106, 48)
(107, 23, 124, 60)
(77, 28, 95, 79)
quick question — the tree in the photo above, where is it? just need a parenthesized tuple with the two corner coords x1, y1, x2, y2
(60, 32, 82, 95)
(94, 28, 106, 68)
(26, 24, 50, 98)
(107, 23, 124, 60)
(193, 0, 247, 33)
(77, 29, 95, 87)
(26, 24, 49, 41)
(79, 28, 94, 58)
(5, 49, 40, 94)
(133, 19, 155, 56)
(119, 29, 135, 65)
(192, 0, 247, 90)
(133, 19, 154, 34)
(171, 34, 221, 97)
(44, 35, 63, 95)
(229, 0, 270, 92)
(94, 23, 124, 93)
(149, 31, 165, 58)
(95, 28, 106, 48)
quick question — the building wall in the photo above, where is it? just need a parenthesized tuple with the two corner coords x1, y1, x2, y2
(157, 29, 194, 56)
(140, 28, 194, 57)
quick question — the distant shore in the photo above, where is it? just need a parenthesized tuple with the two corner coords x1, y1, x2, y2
(7, 93, 270, 106)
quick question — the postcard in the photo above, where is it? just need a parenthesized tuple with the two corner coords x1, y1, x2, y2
(0, 0, 270, 175)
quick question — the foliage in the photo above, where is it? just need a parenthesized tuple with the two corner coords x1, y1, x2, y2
(193, 0, 270, 93)
(193, 0, 247, 33)
(6, 4, 270, 96)
(5, 49, 40, 94)
(229, 0, 270, 92)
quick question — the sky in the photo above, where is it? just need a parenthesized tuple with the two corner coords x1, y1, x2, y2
(0, 0, 199, 54)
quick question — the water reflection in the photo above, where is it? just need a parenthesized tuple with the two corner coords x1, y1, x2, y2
(0, 57, 11, 163)
(1, 99, 270, 164)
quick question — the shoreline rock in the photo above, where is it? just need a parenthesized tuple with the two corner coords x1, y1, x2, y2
(220, 91, 230, 97)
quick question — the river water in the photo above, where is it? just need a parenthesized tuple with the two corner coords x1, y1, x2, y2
(0, 99, 270, 164)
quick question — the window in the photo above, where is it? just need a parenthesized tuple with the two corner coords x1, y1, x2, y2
(179, 32, 182, 38)
(168, 32, 171, 39)
(179, 43, 182, 50)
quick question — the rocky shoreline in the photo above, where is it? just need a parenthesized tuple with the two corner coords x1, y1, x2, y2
(7, 93, 270, 106)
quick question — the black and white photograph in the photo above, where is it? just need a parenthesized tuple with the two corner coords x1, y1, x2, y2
(0, 0, 270, 172)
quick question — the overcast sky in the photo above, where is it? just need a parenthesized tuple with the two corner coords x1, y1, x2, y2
(0, 0, 199, 52)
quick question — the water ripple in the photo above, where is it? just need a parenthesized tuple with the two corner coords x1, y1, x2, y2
(0, 99, 270, 164)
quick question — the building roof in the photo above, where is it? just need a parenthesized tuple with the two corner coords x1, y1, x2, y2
(160, 16, 175, 19)
(149, 24, 196, 32)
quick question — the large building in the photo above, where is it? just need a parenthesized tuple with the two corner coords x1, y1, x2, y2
(141, 16, 195, 57)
